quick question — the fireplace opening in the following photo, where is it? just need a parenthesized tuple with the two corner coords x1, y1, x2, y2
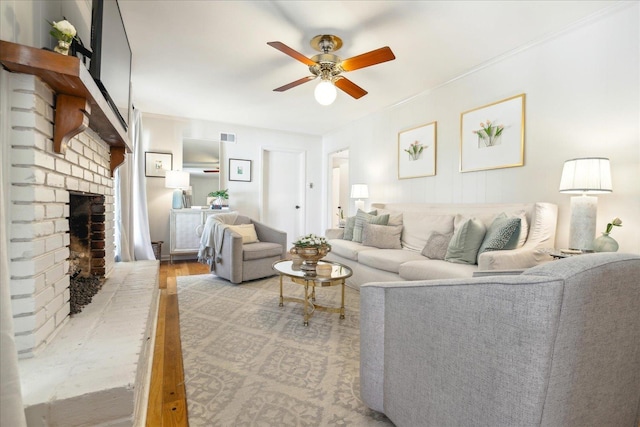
(68, 192, 106, 314)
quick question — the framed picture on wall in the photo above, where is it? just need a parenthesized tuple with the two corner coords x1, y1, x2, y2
(229, 158, 252, 182)
(145, 152, 173, 178)
(398, 121, 437, 179)
(460, 93, 525, 172)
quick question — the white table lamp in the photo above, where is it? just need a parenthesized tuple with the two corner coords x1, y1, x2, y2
(559, 157, 612, 251)
(165, 170, 190, 209)
(351, 184, 369, 212)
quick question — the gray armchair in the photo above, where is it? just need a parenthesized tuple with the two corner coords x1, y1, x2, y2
(360, 252, 640, 426)
(204, 214, 287, 284)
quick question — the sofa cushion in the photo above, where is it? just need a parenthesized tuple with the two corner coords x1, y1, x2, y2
(328, 239, 377, 261)
(401, 213, 455, 252)
(353, 211, 390, 243)
(399, 259, 478, 280)
(421, 231, 454, 260)
(358, 249, 426, 274)
(362, 223, 403, 249)
(445, 216, 487, 265)
(478, 214, 521, 255)
(242, 241, 283, 261)
(228, 224, 259, 244)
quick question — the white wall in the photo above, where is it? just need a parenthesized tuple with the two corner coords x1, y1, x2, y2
(322, 4, 640, 254)
(141, 114, 323, 259)
(1, 0, 91, 50)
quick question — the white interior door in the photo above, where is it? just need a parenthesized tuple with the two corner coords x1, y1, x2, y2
(262, 149, 305, 248)
(329, 149, 349, 227)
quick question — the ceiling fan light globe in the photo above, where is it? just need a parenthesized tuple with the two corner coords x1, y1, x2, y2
(314, 80, 337, 105)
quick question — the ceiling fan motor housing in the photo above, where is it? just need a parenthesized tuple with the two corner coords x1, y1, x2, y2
(309, 53, 343, 79)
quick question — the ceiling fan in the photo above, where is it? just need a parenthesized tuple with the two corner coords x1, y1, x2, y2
(267, 35, 395, 105)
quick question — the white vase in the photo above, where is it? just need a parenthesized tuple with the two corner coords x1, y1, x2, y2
(592, 232, 619, 252)
(54, 40, 71, 55)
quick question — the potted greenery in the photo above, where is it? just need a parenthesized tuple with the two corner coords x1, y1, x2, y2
(207, 189, 229, 209)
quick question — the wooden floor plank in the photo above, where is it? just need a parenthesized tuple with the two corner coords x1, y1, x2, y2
(188, 261, 209, 276)
(159, 262, 169, 290)
(162, 291, 187, 424)
(162, 399, 188, 425)
(146, 289, 167, 425)
(147, 261, 201, 427)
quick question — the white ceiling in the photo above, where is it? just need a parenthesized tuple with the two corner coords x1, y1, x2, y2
(119, 0, 617, 136)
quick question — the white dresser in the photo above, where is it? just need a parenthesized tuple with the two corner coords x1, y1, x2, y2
(169, 209, 221, 263)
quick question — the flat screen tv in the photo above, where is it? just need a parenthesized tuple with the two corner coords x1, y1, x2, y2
(89, 0, 131, 131)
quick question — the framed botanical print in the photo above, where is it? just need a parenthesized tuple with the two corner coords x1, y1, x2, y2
(145, 152, 173, 178)
(229, 158, 252, 182)
(460, 94, 525, 172)
(398, 121, 437, 179)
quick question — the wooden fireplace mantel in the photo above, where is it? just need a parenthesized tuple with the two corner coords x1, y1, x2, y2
(0, 40, 131, 176)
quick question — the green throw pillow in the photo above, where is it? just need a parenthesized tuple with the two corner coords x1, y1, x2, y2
(478, 214, 521, 255)
(342, 209, 377, 241)
(445, 218, 487, 265)
(353, 210, 389, 243)
(342, 216, 357, 240)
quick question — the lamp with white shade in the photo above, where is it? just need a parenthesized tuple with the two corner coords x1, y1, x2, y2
(351, 184, 369, 212)
(165, 170, 190, 209)
(559, 157, 612, 251)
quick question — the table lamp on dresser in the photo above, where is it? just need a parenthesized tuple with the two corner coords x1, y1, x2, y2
(165, 170, 190, 209)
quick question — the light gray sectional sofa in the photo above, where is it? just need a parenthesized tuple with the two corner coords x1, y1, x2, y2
(360, 252, 640, 426)
(325, 202, 558, 289)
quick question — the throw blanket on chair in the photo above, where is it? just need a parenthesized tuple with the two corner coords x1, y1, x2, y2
(197, 212, 239, 271)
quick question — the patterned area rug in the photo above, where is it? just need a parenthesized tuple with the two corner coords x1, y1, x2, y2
(177, 274, 393, 426)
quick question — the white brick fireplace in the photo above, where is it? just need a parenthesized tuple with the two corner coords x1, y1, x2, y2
(2, 65, 159, 425)
(5, 70, 116, 358)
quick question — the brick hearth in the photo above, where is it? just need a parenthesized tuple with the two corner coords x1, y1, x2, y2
(18, 260, 159, 426)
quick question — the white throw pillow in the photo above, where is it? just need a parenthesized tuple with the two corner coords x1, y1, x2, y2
(361, 223, 403, 249)
(227, 224, 259, 244)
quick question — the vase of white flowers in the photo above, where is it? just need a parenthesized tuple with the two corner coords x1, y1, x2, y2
(49, 19, 77, 55)
(593, 217, 622, 252)
(290, 234, 331, 271)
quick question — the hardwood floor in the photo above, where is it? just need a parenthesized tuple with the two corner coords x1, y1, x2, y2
(146, 260, 209, 427)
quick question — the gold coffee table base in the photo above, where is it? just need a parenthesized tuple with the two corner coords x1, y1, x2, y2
(273, 260, 352, 326)
(279, 277, 345, 326)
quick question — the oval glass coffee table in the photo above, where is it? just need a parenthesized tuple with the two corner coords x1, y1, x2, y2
(272, 260, 353, 326)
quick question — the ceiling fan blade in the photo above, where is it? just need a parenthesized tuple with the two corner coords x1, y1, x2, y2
(335, 77, 368, 99)
(267, 41, 317, 66)
(273, 76, 316, 92)
(340, 46, 396, 72)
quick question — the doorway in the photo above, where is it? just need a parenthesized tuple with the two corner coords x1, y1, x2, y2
(261, 148, 305, 248)
(329, 149, 349, 228)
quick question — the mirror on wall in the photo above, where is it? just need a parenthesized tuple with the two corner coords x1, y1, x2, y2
(182, 138, 221, 206)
